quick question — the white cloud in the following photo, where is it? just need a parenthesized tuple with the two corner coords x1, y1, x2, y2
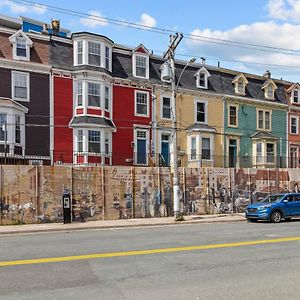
(267, 0, 300, 21)
(186, 21, 300, 79)
(139, 13, 156, 28)
(0, 0, 46, 14)
(80, 10, 108, 28)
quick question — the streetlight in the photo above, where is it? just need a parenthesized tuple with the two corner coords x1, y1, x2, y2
(161, 56, 196, 220)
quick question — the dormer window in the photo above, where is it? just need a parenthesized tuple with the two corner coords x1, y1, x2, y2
(77, 41, 83, 65)
(232, 73, 248, 95)
(195, 67, 210, 89)
(294, 90, 299, 103)
(132, 44, 150, 79)
(262, 80, 277, 100)
(88, 41, 101, 66)
(9, 30, 33, 61)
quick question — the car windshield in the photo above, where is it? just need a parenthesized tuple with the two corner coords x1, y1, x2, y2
(260, 194, 284, 203)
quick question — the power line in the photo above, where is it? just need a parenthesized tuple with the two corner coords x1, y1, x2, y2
(10, 0, 300, 58)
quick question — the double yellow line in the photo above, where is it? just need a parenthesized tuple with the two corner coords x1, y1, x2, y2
(1, 236, 300, 267)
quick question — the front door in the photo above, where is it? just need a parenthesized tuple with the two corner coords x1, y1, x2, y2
(161, 134, 170, 166)
(290, 146, 298, 168)
(228, 139, 237, 168)
(136, 130, 147, 165)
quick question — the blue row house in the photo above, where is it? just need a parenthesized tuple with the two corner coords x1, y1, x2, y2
(223, 70, 288, 168)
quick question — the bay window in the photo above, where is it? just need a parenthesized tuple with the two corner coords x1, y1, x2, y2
(88, 83, 101, 107)
(88, 130, 101, 153)
(88, 41, 101, 66)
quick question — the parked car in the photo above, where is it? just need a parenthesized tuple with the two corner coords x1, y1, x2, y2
(245, 193, 300, 223)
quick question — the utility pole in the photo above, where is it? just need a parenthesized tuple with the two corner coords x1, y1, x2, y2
(163, 33, 183, 221)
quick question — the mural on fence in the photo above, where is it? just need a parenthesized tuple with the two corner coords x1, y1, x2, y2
(0, 165, 299, 224)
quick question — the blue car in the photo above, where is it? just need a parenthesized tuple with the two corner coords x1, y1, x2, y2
(245, 193, 300, 223)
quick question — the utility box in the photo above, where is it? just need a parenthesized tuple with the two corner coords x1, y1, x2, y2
(62, 190, 72, 224)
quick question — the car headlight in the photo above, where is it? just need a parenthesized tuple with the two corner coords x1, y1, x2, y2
(258, 205, 272, 210)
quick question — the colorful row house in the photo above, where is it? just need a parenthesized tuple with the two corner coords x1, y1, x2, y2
(0, 14, 296, 168)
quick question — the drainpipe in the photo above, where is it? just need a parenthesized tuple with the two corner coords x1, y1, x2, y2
(221, 96, 226, 167)
(152, 88, 157, 165)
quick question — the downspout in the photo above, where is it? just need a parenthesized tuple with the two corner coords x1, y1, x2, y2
(152, 87, 157, 165)
(222, 96, 226, 167)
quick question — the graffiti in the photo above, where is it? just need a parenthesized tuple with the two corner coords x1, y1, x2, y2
(0, 166, 299, 224)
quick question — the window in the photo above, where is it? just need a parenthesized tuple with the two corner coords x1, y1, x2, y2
(237, 79, 244, 93)
(88, 42, 101, 66)
(105, 132, 109, 155)
(88, 82, 101, 107)
(77, 130, 83, 152)
(0, 114, 7, 142)
(88, 130, 101, 153)
(135, 91, 149, 116)
(256, 143, 263, 164)
(77, 82, 83, 106)
(202, 138, 211, 160)
(105, 46, 110, 70)
(16, 37, 26, 57)
(257, 110, 271, 130)
(198, 73, 206, 88)
(191, 137, 197, 160)
(291, 116, 298, 134)
(196, 101, 206, 123)
(15, 115, 21, 144)
(162, 97, 171, 119)
(267, 85, 274, 99)
(229, 105, 238, 127)
(12, 71, 29, 101)
(266, 143, 275, 163)
(293, 90, 299, 103)
(77, 41, 83, 65)
(105, 86, 110, 110)
(135, 55, 146, 77)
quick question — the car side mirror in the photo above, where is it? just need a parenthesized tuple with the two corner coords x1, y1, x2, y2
(282, 199, 288, 203)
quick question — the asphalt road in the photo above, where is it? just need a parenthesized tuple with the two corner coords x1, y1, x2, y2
(1, 220, 300, 300)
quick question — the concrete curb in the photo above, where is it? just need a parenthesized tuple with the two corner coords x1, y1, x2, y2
(0, 214, 246, 235)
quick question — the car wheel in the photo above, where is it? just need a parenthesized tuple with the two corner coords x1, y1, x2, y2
(270, 211, 282, 223)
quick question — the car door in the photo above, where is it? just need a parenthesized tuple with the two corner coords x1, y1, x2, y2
(293, 195, 300, 216)
(283, 195, 295, 216)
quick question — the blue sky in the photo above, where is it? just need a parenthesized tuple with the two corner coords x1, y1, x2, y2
(1, 0, 300, 81)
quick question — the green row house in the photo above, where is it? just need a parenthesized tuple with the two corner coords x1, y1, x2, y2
(222, 71, 288, 168)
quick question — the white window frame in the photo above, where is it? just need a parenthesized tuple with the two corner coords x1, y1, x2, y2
(133, 53, 149, 79)
(161, 95, 171, 120)
(228, 104, 238, 127)
(253, 140, 277, 165)
(77, 41, 83, 65)
(77, 82, 83, 107)
(197, 72, 207, 89)
(12, 71, 30, 102)
(195, 99, 207, 124)
(201, 136, 213, 161)
(87, 82, 101, 108)
(135, 90, 149, 117)
(189, 136, 198, 161)
(257, 109, 272, 131)
(293, 89, 299, 103)
(290, 116, 299, 135)
(9, 31, 32, 62)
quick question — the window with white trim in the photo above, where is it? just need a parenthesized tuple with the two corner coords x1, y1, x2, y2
(290, 116, 298, 134)
(12, 71, 29, 101)
(105, 86, 110, 110)
(293, 90, 299, 103)
(77, 41, 83, 65)
(202, 138, 211, 160)
(15, 115, 21, 144)
(88, 130, 101, 153)
(0, 114, 7, 142)
(16, 37, 27, 58)
(196, 101, 206, 123)
(135, 91, 149, 116)
(237, 79, 244, 93)
(88, 41, 101, 66)
(266, 143, 275, 163)
(191, 137, 197, 160)
(105, 46, 110, 70)
(105, 132, 110, 155)
(253, 141, 276, 165)
(162, 97, 171, 119)
(77, 130, 83, 152)
(229, 105, 238, 127)
(9, 31, 32, 61)
(257, 110, 271, 130)
(196, 67, 210, 89)
(88, 82, 101, 107)
(77, 82, 83, 106)
(256, 142, 263, 164)
(133, 54, 149, 79)
(198, 73, 206, 88)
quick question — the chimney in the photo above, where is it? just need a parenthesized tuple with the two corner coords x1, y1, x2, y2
(201, 57, 206, 65)
(263, 70, 271, 79)
(51, 19, 60, 35)
(42, 23, 48, 35)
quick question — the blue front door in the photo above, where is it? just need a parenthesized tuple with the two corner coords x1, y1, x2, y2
(137, 139, 146, 165)
(161, 134, 170, 166)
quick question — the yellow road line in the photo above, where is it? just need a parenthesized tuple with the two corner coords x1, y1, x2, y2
(1, 236, 300, 267)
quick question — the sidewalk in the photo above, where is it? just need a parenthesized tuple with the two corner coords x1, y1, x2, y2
(0, 213, 246, 235)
